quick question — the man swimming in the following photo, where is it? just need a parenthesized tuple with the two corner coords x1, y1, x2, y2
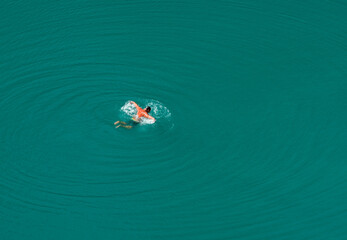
(114, 101, 156, 129)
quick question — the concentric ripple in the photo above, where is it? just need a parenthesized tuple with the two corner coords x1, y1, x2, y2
(1, 1, 347, 240)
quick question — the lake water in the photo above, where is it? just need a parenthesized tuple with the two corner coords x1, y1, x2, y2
(1, 1, 346, 239)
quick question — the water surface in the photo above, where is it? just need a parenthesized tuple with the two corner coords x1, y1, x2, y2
(1, 1, 347, 239)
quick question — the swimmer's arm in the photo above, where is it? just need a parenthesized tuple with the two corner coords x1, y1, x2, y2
(146, 115, 156, 122)
(130, 101, 140, 110)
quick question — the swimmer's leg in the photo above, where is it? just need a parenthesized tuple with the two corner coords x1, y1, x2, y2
(114, 121, 126, 125)
(116, 124, 132, 129)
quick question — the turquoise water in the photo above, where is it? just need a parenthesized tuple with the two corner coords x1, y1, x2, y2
(1, 1, 347, 239)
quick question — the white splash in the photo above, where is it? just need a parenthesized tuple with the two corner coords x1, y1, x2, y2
(121, 101, 137, 117)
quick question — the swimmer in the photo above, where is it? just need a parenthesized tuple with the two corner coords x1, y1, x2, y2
(114, 101, 156, 129)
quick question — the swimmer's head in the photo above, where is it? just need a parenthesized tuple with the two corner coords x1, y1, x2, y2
(145, 106, 151, 113)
